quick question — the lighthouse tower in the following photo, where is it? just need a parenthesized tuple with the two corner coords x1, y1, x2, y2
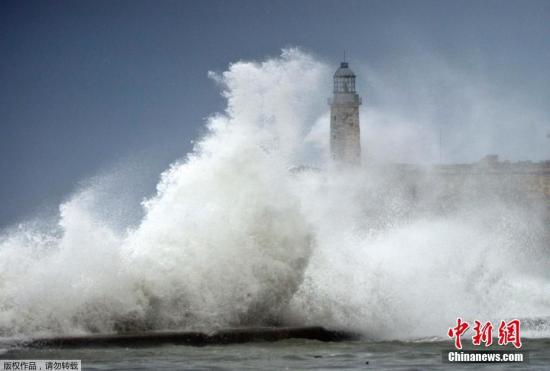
(329, 61, 362, 164)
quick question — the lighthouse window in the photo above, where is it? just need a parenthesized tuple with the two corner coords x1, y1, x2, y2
(334, 77, 355, 93)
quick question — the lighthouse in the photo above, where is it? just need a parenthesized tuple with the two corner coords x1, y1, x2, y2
(329, 61, 362, 164)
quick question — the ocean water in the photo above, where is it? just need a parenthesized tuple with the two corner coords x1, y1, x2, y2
(2, 338, 550, 370)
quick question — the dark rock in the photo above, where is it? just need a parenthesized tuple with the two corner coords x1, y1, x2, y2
(20, 326, 360, 348)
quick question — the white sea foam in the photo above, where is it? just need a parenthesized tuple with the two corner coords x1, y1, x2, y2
(0, 48, 548, 340)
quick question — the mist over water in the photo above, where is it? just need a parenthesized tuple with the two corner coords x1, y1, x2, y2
(0, 49, 549, 341)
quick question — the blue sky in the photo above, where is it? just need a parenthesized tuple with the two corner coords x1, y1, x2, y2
(1, 0, 549, 227)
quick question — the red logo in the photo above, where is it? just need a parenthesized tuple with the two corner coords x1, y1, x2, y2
(447, 317, 469, 349)
(472, 320, 493, 347)
(448, 318, 521, 349)
(498, 319, 522, 348)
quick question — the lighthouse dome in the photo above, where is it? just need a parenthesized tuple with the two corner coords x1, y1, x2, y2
(334, 62, 355, 78)
(333, 62, 356, 93)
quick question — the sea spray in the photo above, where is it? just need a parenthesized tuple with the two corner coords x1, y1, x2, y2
(121, 136, 313, 330)
(285, 165, 550, 339)
(0, 48, 323, 337)
(0, 49, 549, 340)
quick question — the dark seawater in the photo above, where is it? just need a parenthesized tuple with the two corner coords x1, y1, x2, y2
(2, 338, 549, 370)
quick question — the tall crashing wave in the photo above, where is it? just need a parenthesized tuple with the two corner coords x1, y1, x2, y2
(0, 48, 549, 340)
